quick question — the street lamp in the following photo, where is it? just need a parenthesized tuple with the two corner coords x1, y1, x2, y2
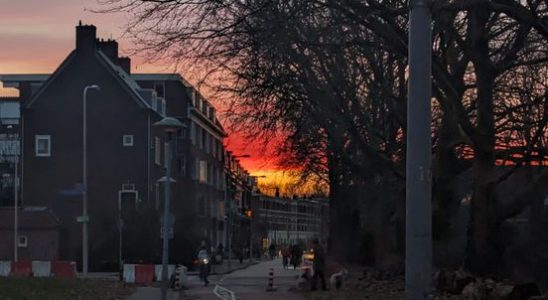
(82, 84, 100, 278)
(154, 117, 185, 300)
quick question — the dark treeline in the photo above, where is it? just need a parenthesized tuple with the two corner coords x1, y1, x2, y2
(101, 0, 548, 282)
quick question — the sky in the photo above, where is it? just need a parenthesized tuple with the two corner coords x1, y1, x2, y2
(0, 0, 284, 179)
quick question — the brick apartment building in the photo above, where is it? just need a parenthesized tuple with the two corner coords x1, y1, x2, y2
(0, 22, 234, 269)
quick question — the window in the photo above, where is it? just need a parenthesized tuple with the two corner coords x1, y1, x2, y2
(197, 127, 202, 149)
(17, 235, 28, 247)
(205, 133, 209, 154)
(123, 135, 134, 147)
(153, 81, 165, 98)
(35, 135, 51, 157)
(199, 160, 207, 183)
(201, 129, 206, 149)
(177, 156, 186, 176)
(210, 137, 214, 156)
(190, 122, 196, 145)
(154, 137, 161, 165)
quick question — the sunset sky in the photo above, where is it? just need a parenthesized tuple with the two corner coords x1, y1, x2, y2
(0, 0, 287, 181)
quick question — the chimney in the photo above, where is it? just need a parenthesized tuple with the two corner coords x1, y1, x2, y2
(76, 21, 97, 52)
(97, 39, 119, 63)
(118, 57, 131, 74)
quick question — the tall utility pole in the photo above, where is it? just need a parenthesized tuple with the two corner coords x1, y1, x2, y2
(82, 84, 100, 278)
(406, 0, 433, 299)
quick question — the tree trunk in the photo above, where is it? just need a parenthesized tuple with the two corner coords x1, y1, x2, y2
(466, 173, 503, 276)
(327, 150, 361, 262)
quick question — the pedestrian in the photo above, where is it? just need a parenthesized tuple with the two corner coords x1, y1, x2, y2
(311, 238, 327, 291)
(282, 246, 290, 269)
(291, 244, 302, 269)
(197, 244, 210, 286)
(269, 243, 276, 260)
(238, 247, 244, 264)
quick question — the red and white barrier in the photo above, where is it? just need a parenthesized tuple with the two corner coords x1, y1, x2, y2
(0, 260, 76, 278)
(51, 261, 77, 278)
(123, 264, 175, 284)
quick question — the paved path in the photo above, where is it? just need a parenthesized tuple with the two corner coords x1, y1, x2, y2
(124, 286, 180, 300)
(183, 258, 306, 300)
(123, 260, 254, 300)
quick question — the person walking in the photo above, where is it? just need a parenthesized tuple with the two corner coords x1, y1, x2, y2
(197, 245, 210, 286)
(268, 243, 276, 260)
(282, 246, 290, 269)
(311, 239, 327, 291)
(290, 244, 302, 270)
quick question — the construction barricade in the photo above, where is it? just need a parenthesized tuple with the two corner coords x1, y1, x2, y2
(0, 260, 77, 278)
(51, 261, 77, 278)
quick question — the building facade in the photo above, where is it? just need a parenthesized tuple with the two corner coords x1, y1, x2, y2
(0, 22, 235, 269)
(251, 195, 329, 251)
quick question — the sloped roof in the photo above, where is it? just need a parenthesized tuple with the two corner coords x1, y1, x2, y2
(0, 207, 61, 230)
(96, 51, 158, 112)
(25, 51, 77, 108)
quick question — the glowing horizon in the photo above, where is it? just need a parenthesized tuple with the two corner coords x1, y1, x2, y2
(0, 0, 297, 183)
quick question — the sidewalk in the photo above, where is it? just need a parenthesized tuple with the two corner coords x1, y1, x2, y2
(124, 286, 180, 300)
(210, 259, 257, 275)
(186, 259, 256, 275)
(182, 258, 307, 300)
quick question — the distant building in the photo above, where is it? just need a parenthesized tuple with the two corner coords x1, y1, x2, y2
(0, 207, 60, 261)
(224, 153, 253, 253)
(0, 97, 20, 207)
(251, 195, 329, 249)
(0, 22, 235, 269)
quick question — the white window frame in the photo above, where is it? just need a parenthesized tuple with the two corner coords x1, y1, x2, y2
(35, 135, 51, 157)
(123, 135, 134, 147)
(17, 235, 28, 247)
(199, 160, 207, 183)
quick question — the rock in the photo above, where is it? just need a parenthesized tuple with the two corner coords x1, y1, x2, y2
(462, 281, 489, 300)
(507, 283, 541, 300)
(433, 269, 451, 292)
(452, 269, 476, 294)
(489, 282, 514, 300)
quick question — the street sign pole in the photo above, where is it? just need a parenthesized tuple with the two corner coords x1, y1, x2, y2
(161, 139, 172, 300)
(406, 0, 433, 299)
(13, 157, 18, 262)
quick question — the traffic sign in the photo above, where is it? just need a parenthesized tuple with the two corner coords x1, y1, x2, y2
(76, 215, 89, 223)
(60, 183, 86, 196)
(160, 226, 174, 239)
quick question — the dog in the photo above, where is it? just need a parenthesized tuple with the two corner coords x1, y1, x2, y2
(329, 269, 349, 290)
(296, 267, 312, 290)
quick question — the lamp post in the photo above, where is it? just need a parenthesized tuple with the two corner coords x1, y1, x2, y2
(249, 175, 266, 262)
(82, 84, 100, 278)
(13, 154, 19, 262)
(406, 0, 432, 299)
(154, 117, 185, 300)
